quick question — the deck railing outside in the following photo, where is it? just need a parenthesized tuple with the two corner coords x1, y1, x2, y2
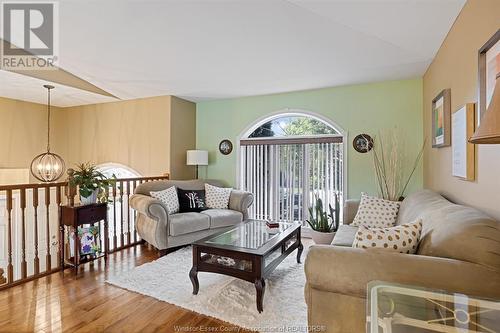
(0, 174, 169, 290)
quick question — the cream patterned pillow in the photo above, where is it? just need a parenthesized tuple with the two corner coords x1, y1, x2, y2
(352, 219, 423, 254)
(352, 193, 401, 228)
(150, 186, 179, 214)
(205, 183, 232, 209)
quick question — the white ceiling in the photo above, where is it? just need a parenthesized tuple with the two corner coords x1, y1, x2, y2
(0, 0, 466, 107)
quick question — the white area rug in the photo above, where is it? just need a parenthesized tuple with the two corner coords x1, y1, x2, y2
(106, 246, 308, 332)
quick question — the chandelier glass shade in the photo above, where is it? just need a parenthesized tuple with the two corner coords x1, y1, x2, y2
(30, 85, 66, 182)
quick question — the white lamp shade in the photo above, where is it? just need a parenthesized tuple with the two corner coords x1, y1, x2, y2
(187, 150, 208, 166)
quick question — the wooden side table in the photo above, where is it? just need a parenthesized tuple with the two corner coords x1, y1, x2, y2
(59, 203, 109, 273)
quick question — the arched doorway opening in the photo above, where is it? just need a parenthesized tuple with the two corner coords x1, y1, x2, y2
(95, 163, 141, 249)
(238, 111, 345, 226)
(96, 163, 142, 178)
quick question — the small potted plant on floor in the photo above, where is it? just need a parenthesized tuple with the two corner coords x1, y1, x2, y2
(69, 163, 116, 205)
(306, 193, 340, 244)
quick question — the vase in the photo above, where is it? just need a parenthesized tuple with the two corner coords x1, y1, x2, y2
(80, 190, 98, 205)
(310, 229, 336, 245)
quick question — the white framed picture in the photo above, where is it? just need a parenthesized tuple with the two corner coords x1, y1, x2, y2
(452, 104, 475, 181)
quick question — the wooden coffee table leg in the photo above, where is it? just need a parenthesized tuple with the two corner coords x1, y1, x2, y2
(297, 242, 304, 263)
(189, 266, 199, 295)
(255, 278, 265, 313)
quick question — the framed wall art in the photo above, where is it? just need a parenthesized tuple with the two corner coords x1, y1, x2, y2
(452, 103, 475, 181)
(219, 139, 233, 155)
(478, 29, 500, 124)
(432, 89, 451, 148)
(352, 134, 374, 153)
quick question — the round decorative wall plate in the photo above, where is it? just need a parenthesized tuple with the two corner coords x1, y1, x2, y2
(353, 134, 374, 153)
(219, 139, 233, 155)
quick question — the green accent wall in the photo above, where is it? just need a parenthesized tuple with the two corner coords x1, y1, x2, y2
(196, 78, 423, 198)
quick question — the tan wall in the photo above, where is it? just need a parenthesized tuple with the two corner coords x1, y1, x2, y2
(423, 0, 500, 219)
(0, 97, 65, 178)
(0, 95, 196, 180)
(169, 96, 196, 180)
(60, 96, 172, 177)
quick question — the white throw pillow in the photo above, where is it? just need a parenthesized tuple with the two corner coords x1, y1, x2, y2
(150, 186, 179, 214)
(352, 193, 401, 228)
(352, 219, 423, 254)
(205, 183, 232, 209)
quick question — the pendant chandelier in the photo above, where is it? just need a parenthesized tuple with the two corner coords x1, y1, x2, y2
(30, 85, 65, 182)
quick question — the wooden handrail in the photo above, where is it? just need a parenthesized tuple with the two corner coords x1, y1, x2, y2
(0, 175, 170, 191)
(109, 175, 170, 182)
(0, 181, 68, 191)
(0, 173, 170, 290)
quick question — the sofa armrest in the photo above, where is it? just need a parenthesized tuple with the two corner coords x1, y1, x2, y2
(305, 245, 500, 299)
(344, 199, 360, 225)
(129, 194, 170, 223)
(229, 190, 254, 220)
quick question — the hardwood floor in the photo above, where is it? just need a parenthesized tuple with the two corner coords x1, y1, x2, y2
(0, 244, 255, 333)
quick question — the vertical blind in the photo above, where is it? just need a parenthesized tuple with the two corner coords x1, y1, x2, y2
(240, 136, 343, 226)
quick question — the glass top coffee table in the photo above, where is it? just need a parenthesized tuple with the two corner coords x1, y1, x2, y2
(367, 281, 500, 332)
(189, 219, 303, 313)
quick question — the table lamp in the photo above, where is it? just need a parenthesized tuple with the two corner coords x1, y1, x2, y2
(470, 64, 500, 144)
(187, 150, 208, 179)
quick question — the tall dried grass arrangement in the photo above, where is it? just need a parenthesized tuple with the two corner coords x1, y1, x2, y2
(369, 130, 425, 201)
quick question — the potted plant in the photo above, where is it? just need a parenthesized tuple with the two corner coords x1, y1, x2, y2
(69, 163, 116, 205)
(306, 193, 340, 244)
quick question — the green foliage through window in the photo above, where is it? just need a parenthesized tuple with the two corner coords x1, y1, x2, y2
(249, 116, 337, 138)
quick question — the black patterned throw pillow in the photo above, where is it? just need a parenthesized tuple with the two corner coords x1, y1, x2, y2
(177, 189, 207, 212)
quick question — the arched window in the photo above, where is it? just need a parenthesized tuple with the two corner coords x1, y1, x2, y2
(239, 112, 345, 226)
(96, 163, 142, 178)
(248, 115, 339, 138)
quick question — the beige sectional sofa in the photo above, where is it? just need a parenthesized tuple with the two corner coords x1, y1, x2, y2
(305, 190, 500, 332)
(130, 179, 253, 252)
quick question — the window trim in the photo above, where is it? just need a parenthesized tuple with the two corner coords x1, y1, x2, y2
(242, 111, 344, 139)
(240, 134, 343, 146)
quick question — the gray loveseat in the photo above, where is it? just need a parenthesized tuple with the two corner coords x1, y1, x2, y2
(130, 179, 253, 252)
